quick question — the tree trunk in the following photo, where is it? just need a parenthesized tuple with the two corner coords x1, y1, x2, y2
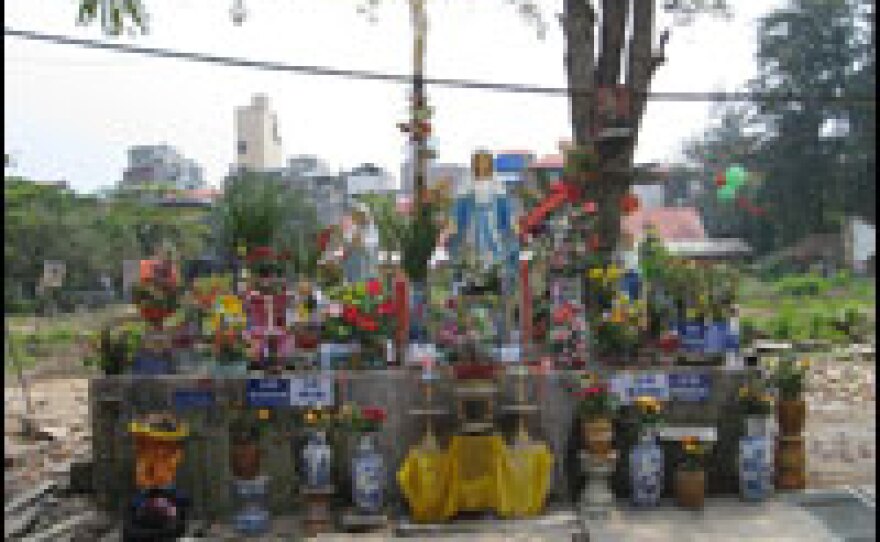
(564, 0, 596, 147)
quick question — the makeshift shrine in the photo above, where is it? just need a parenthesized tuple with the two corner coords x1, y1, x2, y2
(87, 140, 802, 534)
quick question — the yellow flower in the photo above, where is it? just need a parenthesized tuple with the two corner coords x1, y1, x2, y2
(799, 358, 811, 370)
(606, 265, 620, 281)
(589, 267, 604, 280)
(257, 409, 270, 421)
(739, 386, 749, 399)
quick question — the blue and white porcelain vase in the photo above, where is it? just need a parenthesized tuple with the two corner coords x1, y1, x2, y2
(739, 436, 773, 501)
(232, 476, 270, 535)
(302, 430, 333, 488)
(630, 432, 664, 506)
(351, 432, 385, 513)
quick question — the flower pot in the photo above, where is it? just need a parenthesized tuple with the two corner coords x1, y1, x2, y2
(674, 469, 705, 509)
(745, 415, 772, 438)
(581, 418, 613, 457)
(131, 352, 172, 375)
(739, 436, 773, 501)
(775, 436, 805, 490)
(630, 434, 664, 506)
(777, 399, 805, 436)
(231, 441, 261, 480)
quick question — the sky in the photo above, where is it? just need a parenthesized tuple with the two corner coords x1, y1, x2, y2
(4, 0, 785, 193)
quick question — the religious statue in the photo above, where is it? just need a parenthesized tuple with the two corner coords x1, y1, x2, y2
(448, 150, 518, 271)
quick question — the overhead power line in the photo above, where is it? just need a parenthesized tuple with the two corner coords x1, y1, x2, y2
(5, 27, 876, 105)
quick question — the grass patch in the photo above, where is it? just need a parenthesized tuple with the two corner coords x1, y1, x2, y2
(739, 273, 875, 344)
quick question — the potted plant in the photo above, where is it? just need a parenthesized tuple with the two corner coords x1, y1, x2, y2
(629, 395, 665, 506)
(675, 436, 708, 509)
(737, 379, 775, 437)
(323, 279, 396, 369)
(770, 355, 809, 436)
(568, 374, 618, 457)
(229, 407, 271, 480)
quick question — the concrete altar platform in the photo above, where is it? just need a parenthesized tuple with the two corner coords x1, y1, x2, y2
(89, 366, 756, 519)
(185, 492, 874, 540)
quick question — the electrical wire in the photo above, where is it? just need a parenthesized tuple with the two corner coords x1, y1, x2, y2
(5, 27, 875, 106)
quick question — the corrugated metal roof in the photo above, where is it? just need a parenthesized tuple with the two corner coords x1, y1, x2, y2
(623, 207, 706, 241)
(664, 238, 752, 256)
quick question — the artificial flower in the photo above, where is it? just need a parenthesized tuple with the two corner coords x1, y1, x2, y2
(366, 278, 383, 297)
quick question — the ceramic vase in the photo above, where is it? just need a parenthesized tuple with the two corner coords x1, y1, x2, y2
(739, 436, 773, 501)
(303, 430, 333, 488)
(630, 433, 664, 506)
(745, 415, 772, 438)
(351, 433, 385, 513)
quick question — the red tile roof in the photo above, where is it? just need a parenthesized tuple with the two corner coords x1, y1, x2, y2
(531, 154, 565, 170)
(622, 207, 706, 241)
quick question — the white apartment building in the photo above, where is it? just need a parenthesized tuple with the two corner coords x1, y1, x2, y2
(234, 94, 283, 171)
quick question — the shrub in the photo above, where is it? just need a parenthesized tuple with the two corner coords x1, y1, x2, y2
(775, 274, 829, 297)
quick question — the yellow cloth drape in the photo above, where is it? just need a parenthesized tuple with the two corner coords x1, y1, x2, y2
(397, 435, 553, 522)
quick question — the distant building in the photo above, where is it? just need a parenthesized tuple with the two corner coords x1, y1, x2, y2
(234, 94, 283, 171)
(344, 163, 398, 197)
(400, 159, 468, 196)
(122, 144, 205, 191)
(239, 155, 345, 227)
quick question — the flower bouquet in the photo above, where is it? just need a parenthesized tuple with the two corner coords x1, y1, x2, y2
(133, 265, 181, 329)
(632, 395, 665, 441)
(323, 279, 396, 368)
(337, 404, 387, 434)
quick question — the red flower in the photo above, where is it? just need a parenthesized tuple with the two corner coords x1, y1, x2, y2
(356, 315, 379, 332)
(342, 304, 360, 324)
(445, 298, 457, 310)
(715, 171, 726, 188)
(377, 301, 394, 316)
(583, 200, 597, 214)
(247, 246, 275, 263)
(589, 234, 601, 251)
(366, 278, 382, 297)
(361, 407, 386, 423)
(584, 386, 603, 395)
(620, 193, 640, 215)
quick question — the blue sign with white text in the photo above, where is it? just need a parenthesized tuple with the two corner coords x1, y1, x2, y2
(246, 378, 291, 408)
(668, 372, 711, 402)
(290, 375, 335, 407)
(494, 154, 531, 173)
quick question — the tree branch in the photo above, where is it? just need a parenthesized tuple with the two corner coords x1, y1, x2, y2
(625, 0, 656, 157)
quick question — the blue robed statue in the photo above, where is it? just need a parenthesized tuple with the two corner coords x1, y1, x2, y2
(448, 150, 518, 272)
